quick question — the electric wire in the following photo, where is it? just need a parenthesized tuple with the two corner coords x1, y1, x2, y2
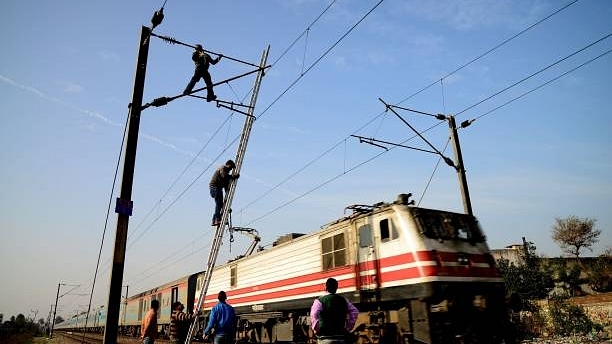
(243, 38, 612, 227)
(257, 0, 386, 122)
(125, 113, 235, 247)
(101, 0, 585, 294)
(470, 47, 612, 123)
(270, 0, 337, 66)
(81, 105, 130, 328)
(67, 0, 596, 316)
(396, 0, 579, 105)
(116, 1, 345, 286)
(245, 49, 610, 226)
(455, 31, 612, 118)
(417, 138, 451, 207)
(147, 0, 383, 227)
(239, 0, 579, 214)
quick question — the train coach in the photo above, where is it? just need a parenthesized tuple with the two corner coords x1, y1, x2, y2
(119, 272, 201, 336)
(53, 305, 106, 333)
(196, 193, 507, 344)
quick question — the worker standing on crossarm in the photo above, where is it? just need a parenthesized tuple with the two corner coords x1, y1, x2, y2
(209, 159, 239, 226)
(183, 44, 222, 102)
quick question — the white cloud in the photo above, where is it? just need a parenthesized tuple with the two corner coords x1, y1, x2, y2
(64, 81, 84, 94)
(99, 50, 120, 62)
(401, 0, 544, 31)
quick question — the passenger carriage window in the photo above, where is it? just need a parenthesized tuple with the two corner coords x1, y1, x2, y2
(156, 294, 161, 319)
(138, 299, 144, 321)
(379, 218, 399, 243)
(231, 265, 237, 287)
(321, 233, 346, 270)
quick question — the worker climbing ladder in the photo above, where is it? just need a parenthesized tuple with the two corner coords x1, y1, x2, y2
(184, 45, 270, 344)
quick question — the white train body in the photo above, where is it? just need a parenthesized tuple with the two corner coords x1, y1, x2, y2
(196, 194, 505, 343)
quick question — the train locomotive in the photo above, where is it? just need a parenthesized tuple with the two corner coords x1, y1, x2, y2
(57, 193, 507, 344)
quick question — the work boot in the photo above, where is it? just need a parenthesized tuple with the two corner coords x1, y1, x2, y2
(207, 94, 217, 102)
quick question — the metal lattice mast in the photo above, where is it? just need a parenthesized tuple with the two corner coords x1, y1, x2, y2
(184, 46, 269, 344)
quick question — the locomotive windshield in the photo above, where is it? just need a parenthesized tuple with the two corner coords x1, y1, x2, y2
(413, 208, 485, 242)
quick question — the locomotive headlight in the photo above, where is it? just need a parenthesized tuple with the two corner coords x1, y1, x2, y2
(473, 295, 486, 310)
(430, 299, 449, 313)
(457, 252, 470, 265)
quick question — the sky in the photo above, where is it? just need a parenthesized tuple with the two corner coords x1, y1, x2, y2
(1, 0, 610, 322)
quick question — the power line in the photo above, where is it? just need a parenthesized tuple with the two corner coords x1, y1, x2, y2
(396, 0, 579, 105)
(115, 1, 386, 286)
(237, 0, 579, 217)
(257, 0, 386, 121)
(471, 47, 612, 123)
(455, 32, 612, 118)
(245, 49, 610, 226)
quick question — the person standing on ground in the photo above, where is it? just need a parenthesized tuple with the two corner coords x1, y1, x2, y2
(209, 160, 239, 226)
(183, 44, 222, 102)
(170, 302, 201, 344)
(141, 299, 160, 344)
(203, 291, 236, 344)
(310, 278, 359, 344)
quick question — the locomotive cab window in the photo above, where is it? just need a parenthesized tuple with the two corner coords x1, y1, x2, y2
(358, 224, 372, 248)
(379, 218, 398, 243)
(415, 208, 485, 242)
(321, 232, 346, 270)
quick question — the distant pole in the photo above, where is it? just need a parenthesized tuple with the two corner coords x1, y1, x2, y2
(103, 25, 151, 344)
(47, 304, 53, 336)
(49, 283, 63, 338)
(121, 285, 129, 328)
(447, 115, 473, 216)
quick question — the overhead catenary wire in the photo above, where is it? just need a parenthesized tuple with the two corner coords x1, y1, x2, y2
(244, 51, 610, 226)
(116, 0, 589, 291)
(257, 0, 386, 121)
(239, 0, 580, 214)
(455, 31, 612, 118)
(417, 138, 452, 207)
(80, 105, 131, 328)
(113, 1, 348, 288)
(469, 47, 612, 123)
(150, 31, 261, 68)
(396, 0, 579, 106)
(270, 0, 337, 66)
(141, 0, 384, 227)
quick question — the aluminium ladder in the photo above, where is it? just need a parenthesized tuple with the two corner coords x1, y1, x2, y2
(185, 46, 269, 344)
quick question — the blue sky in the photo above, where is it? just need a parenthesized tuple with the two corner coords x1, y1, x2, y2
(1, 0, 610, 321)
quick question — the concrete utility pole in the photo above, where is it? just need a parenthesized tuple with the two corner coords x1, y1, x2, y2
(103, 25, 151, 344)
(49, 283, 63, 339)
(447, 115, 473, 216)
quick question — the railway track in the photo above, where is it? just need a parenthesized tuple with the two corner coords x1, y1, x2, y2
(54, 332, 177, 344)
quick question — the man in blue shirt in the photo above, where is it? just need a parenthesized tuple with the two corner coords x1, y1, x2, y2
(204, 291, 236, 344)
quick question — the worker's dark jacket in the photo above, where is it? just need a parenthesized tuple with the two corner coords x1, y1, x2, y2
(170, 310, 196, 341)
(210, 166, 233, 191)
(192, 51, 217, 70)
(317, 294, 348, 337)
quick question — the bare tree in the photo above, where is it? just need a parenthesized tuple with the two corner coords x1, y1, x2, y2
(552, 216, 601, 258)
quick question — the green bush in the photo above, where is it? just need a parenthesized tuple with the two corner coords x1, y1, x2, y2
(547, 296, 594, 336)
